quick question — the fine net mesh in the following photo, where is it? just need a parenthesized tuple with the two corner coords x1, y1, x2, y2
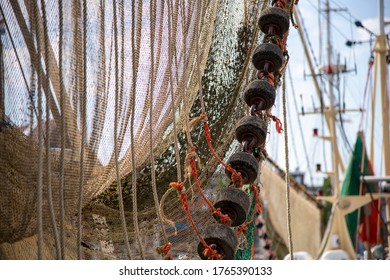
(0, 0, 321, 260)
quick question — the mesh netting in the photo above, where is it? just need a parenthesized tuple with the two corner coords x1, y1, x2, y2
(0, 0, 274, 259)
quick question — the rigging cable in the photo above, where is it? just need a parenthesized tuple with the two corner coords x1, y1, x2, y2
(306, 0, 350, 41)
(58, 0, 66, 260)
(336, 71, 353, 154)
(287, 65, 314, 187)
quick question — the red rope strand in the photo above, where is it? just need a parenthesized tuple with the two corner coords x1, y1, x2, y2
(170, 184, 223, 260)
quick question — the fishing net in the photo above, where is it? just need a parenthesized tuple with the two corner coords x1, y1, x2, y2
(0, 0, 322, 260)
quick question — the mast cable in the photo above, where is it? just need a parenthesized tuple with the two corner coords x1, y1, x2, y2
(287, 65, 314, 187)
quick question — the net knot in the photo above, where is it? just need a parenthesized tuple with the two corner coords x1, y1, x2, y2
(186, 113, 208, 132)
(184, 146, 201, 178)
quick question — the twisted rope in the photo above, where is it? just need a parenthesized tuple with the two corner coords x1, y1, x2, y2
(113, 0, 133, 260)
(31, 0, 43, 259)
(76, 0, 87, 260)
(149, 0, 169, 246)
(41, 0, 62, 260)
(131, 0, 144, 259)
(58, 0, 66, 260)
(282, 73, 294, 260)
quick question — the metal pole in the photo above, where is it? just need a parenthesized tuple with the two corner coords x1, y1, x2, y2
(379, 0, 384, 35)
(376, 0, 390, 250)
(293, 7, 345, 173)
(361, 176, 390, 183)
(326, 0, 341, 195)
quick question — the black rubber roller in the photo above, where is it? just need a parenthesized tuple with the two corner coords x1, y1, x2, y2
(243, 79, 276, 111)
(197, 223, 238, 260)
(213, 186, 250, 227)
(259, 7, 290, 36)
(252, 43, 284, 73)
(235, 115, 267, 151)
(226, 152, 259, 185)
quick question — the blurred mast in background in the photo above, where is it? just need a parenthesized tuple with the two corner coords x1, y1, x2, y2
(375, 0, 390, 250)
(293, 0, 390, 259)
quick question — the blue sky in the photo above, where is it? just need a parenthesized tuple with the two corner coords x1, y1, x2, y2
(265, 0, 390, 187)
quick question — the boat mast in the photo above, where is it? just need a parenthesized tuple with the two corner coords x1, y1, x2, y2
(325, 0, 341, 196)
(375, 0, 390, 249)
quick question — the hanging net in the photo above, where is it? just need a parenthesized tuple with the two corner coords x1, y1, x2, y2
(0, 0, 322, 260)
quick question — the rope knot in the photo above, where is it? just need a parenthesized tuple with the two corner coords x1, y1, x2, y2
(250, 184, 262, 214)
(230, 170, 243, 188)
(169, 182, 184, 193)
(185, 113, 208, 132)
(203, 244, 223, 260)
(156, 242, 173, 260)
(258, 72, 275, 87)
(272, 0, 287, 9)
(235, 224, 249, 236)
(212, 208, 232, 226)
(184, 146, 201, 178)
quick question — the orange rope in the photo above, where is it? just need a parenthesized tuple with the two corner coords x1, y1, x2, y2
(251, 243, 255, 260)
(170, 183, 223, 260)
(189, 157, 233, 226)
(266, 111, 283, 133)
(259, 72, 275, 87)
(203, 121, 243, 188)
(272, 0, 287, 9)
(189, 158, 215, 210)
(156, 242, 173, 260)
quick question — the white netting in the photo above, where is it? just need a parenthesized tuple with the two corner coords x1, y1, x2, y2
(0, 0, 275, 259)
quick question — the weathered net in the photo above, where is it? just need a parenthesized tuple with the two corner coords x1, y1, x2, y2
(0, 0, 323, 260)
(0, 0, 273, 259)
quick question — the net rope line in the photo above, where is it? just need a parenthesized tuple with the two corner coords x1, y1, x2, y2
(0, 0, 254, 260)
(77, 0, 87, 260)
(26, 1, 80, 150)
(168, 0, 182, 183)
(282, 70, 294, 260)
(58, 0, 66, 260)
(113, 0, 132, 260)
(149, 0, 169, 248)
(32, 0, 43, 259)
(40, 0, 62, 260)
(159, 0, 192, 239)
(131, 0, 144, 260)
